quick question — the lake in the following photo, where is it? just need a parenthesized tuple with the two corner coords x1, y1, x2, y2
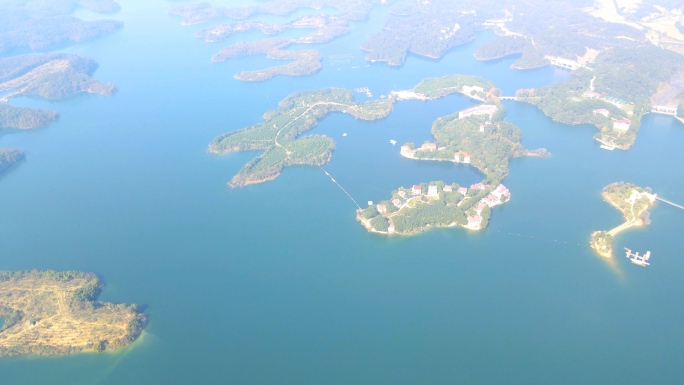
(1, 1, 684, 384)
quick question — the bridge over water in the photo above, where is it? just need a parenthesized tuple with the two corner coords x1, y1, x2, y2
(656, 196, 684, 210)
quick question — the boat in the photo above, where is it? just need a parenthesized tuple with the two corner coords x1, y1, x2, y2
(343, 133, 347, 137)
(389, 140, 396, 145)
(624, 248, 650, 267)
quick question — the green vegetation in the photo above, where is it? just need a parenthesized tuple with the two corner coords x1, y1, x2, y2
(0, 105, 59, 130)
(474, 36, 528, 62)
(360, 0, 643, 67)
(517, 68, 639, 150)
(361, 0, 490, 66)
(412, 75, 495, 99)
(357, 180, 508, 235)
(0, 0, 122, 54)
(212, 40, 323, 81)
(0, 54, 118, 100)
(590, 182, 656, 258)
(204, 15, 350, 81)
(169, 0, 381, 25)
(0, 270, 146, 357)
(416, 104, 542, 184)
(593, 46, 684, 102)
(197, 15, 350, 43)
(209, 88, 394, 187)
(0, 148, 25, 175)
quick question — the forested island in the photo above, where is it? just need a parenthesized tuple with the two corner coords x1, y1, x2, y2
(209, 88, 394, 187)
(0, 270, 146, 357)
(0, 148, 25, 176)
(0, 53, 118, 101)
(0, 0, 122, 54)
(591, 183, 656, 258)
(210, 74, 507, 187)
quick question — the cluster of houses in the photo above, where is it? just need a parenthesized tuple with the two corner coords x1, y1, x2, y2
(400, 142, 438, 158)
(466, 183, 510, 230)
(458, 104, 498, 120)
(378, 181, 511, 231)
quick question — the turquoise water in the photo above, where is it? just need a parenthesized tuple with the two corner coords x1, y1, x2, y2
(1, 1, 684, 384)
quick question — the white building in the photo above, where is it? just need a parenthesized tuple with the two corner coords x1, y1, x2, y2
(593, 108, 610, 117)
(613, 119, 631, 132)
(428, 185, 439, 197)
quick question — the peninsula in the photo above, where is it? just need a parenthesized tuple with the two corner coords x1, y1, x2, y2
(0, 270, 146, 357)
(590, 182, 656, 258)
(516, 45, 684, 150)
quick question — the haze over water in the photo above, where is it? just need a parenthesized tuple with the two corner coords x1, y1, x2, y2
(1, 1, 684, 384)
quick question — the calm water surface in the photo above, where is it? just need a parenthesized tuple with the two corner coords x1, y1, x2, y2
(1, 1, 683, 384)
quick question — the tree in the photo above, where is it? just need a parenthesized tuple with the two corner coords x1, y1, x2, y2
(370, 216, 389, 232)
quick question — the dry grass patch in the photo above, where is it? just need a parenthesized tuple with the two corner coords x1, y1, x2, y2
(0, 270, 146, 357)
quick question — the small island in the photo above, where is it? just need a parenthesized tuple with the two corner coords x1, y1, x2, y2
(0, 148, 25, 176)
(358, 180, 509, 234)
(590, 182, 656, 258)
(0, 270, 146, 357)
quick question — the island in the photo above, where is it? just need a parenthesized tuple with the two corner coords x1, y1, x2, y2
(209, 88, 394, 187)
(0, 270, 146, 357)
(357, 99, 548, 235)
(0, 148, 25, 176)
(590, 182, 656, 258)
(210, 74, 516, 187)
(357, 180, 508, 234)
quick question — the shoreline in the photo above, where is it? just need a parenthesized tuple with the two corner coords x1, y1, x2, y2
(356, 213, 479, 236)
